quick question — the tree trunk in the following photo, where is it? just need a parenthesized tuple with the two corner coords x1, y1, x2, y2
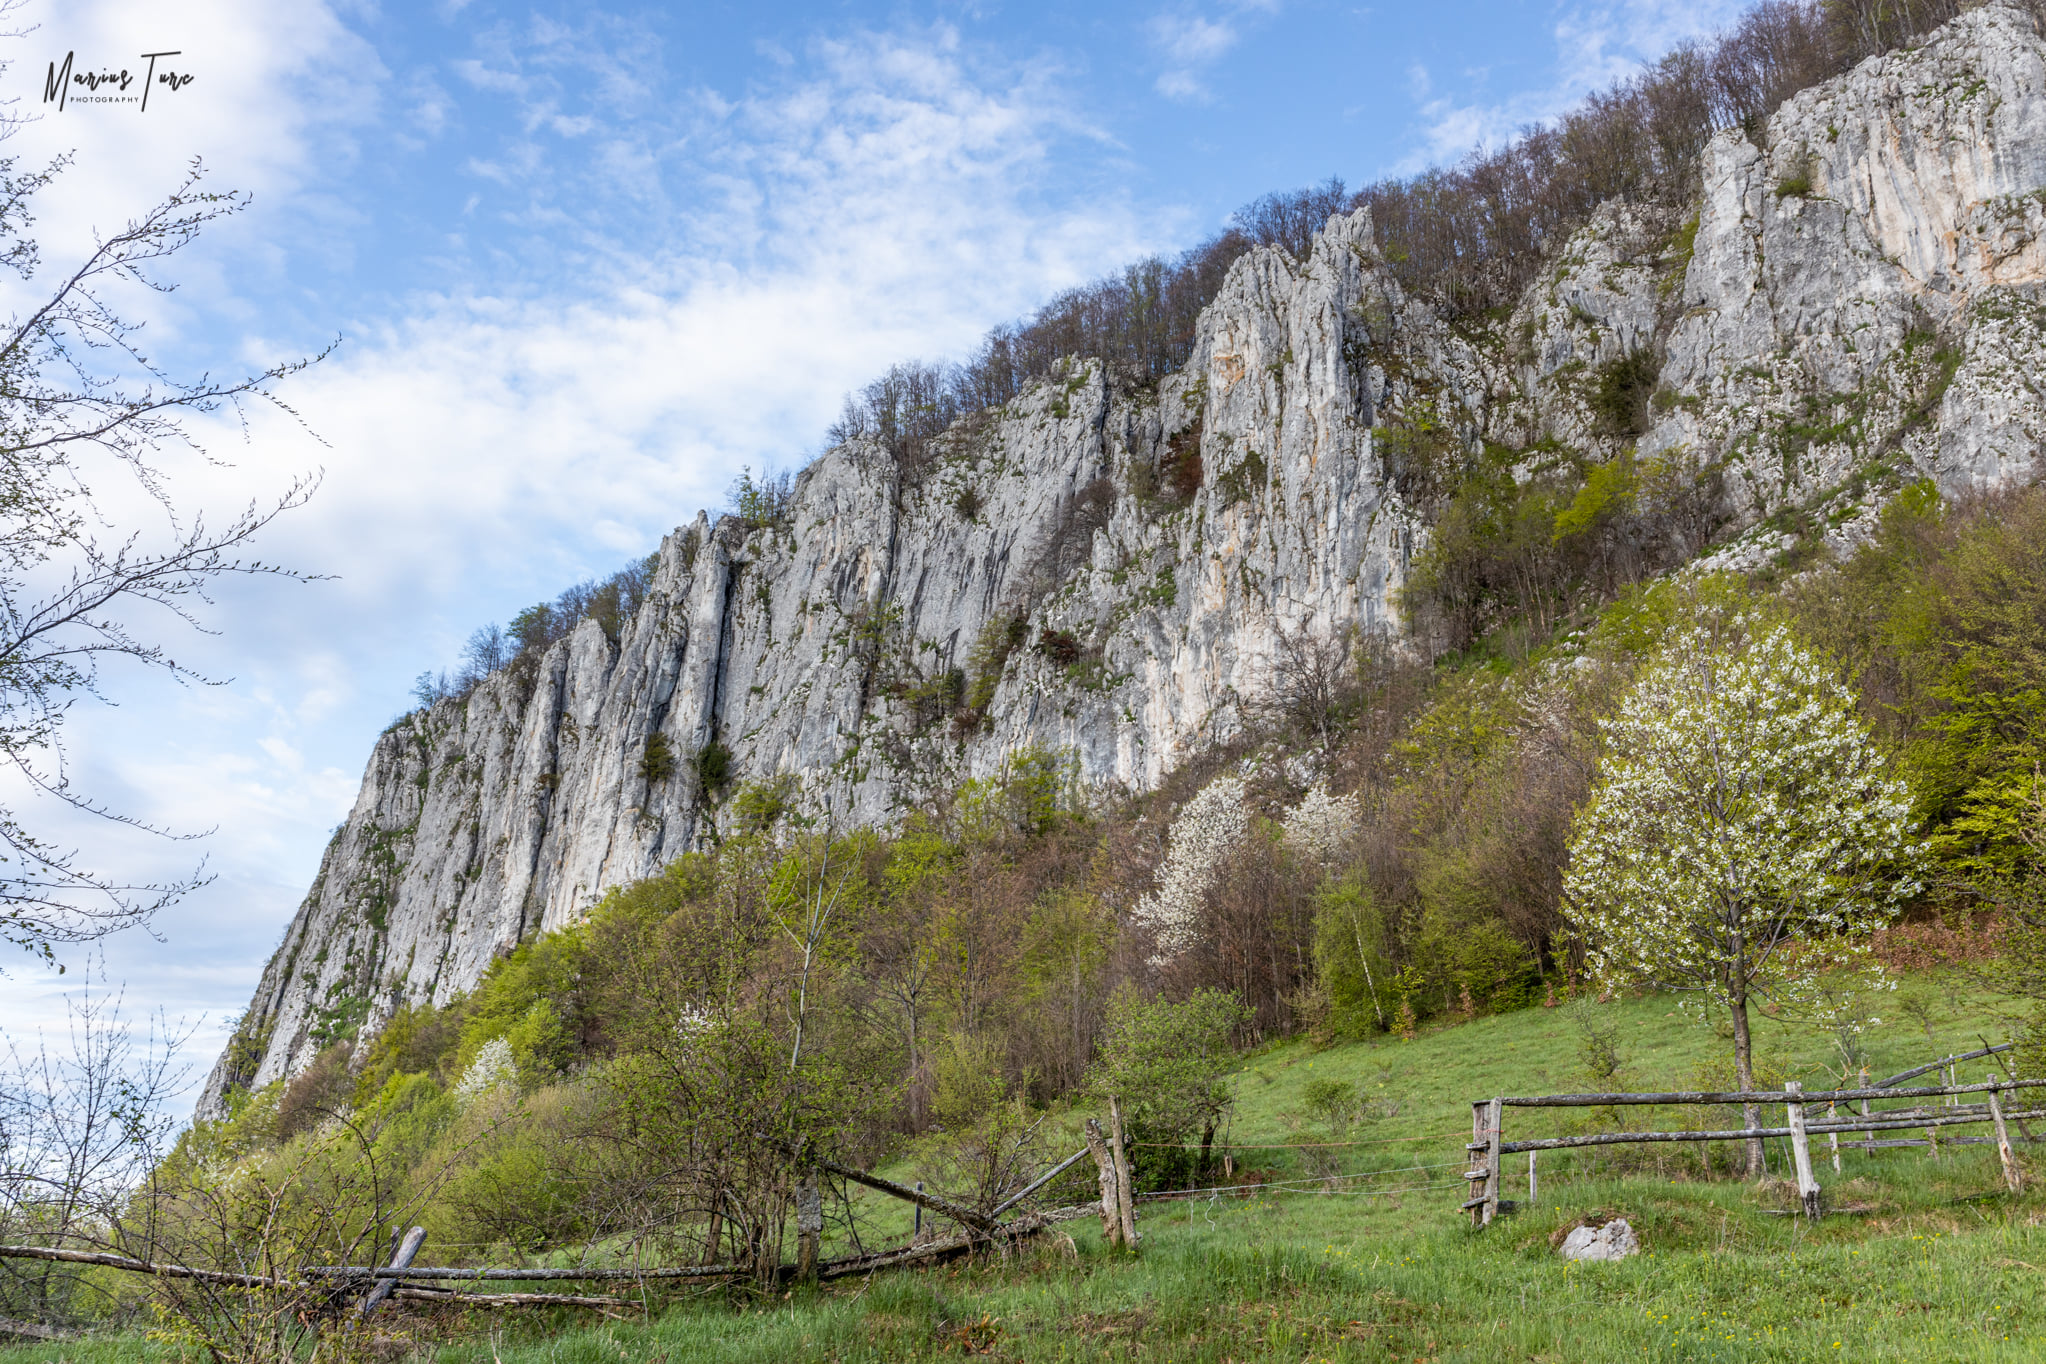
(1107, 1096, 1140, 1247)
(1730, 992, 1763, 1178)
(1083, 1118, 1122, 1247)
(1198, 1120, 1216, 1185)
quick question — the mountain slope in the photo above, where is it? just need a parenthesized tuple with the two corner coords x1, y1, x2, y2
(202, 1, 2046, 1115)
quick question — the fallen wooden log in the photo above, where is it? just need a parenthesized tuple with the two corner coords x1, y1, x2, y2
(390, 1286, 634, 1310)
(0, 1244, 307, 1291)
(814, 1204, 1096, 1281)
(0, 1245, 634, 1312)
(0, 1315, 77, 1341)
(307, 1262, 751, 1282)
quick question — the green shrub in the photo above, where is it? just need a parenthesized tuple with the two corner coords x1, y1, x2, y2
(694, 739, 733, 797)
(639, 731, 677, 784)
(1589, 350, 1658, 437)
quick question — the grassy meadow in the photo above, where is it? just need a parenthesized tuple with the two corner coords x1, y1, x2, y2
(7, 975, 2039, 1363)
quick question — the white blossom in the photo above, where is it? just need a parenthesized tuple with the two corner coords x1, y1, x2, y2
(1282, 782, 1359, 864)
(453, 1037, 515, 1102)
(1562, 616, 1920, 1058)
(1133, 773, 1248, 958)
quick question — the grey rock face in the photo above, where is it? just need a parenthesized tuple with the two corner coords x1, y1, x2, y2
(1558, 1218, 1640, 1261)
(1644, 2, 2046, 511)
(201, 3, 2046, 1116)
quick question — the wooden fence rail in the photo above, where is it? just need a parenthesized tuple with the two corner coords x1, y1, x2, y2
(1465, 1050, 2035, 1229)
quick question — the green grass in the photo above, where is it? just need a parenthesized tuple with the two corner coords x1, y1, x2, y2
(10, 979, 2036, 1362)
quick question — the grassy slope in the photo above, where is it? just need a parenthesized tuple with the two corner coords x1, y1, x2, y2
(10, 981, 2039, 1363)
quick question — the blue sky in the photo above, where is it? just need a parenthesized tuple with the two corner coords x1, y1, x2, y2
(0, 0, 1747, 1109)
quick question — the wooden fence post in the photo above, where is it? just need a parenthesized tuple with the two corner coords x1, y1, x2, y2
(1466, 1101, 1498, 1228)
(795, 1177, 823, 1286)
(1859, 1067, 1871, 1160)
(1785, 1081, 1821, 1221)
(1989, 1081, 2024, 1195)
(1463, 1098, 1503, 1227)
(360, 1226, 425, 1319)
(1527, 1151, 1537, 1207)
(1084, 1119, 1122, 1247)
(1107, 1096, 1140, 1247)
(1826, 1101, 1841, 1173)
(1466, 1102, 1486, 1228)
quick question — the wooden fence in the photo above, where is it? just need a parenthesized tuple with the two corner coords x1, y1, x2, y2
(0, 1116, 1148, 1326)
(1464, 1046, 2041, 1227)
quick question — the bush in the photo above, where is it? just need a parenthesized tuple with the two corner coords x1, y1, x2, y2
(640, 731, 677, 784)
(1589, 351, 1658, 437)
(695, 739, 734, 798)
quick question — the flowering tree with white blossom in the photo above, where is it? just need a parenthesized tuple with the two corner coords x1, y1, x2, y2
(1562, 616, 1918, 1174)
(1282, 782, 1360, 865)
(1133, 773, 1248, 958)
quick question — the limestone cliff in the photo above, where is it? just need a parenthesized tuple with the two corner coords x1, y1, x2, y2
(201, 2, 2046, 1115)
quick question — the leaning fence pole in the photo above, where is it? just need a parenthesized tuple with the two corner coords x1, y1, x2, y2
(1989, 1081, 2024, 1194)
(1785, 1082, 1821, 1221)
(361, 1227, 425, 1319)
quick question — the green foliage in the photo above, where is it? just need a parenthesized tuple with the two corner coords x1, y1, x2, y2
(728, 464, 794, 529)
(1589, 350, 1658, 437)
(1551, 453, 1637, 541)
(956, 744, 1075, 840)
(1299, 1076, 1357, 1126)
(639, 731, 677, 784)
(1311, 877, 1394, 1038)
(1796, 481, 2046, 876)
(1375, 400, 1465, 506)
(1775, 167, 1815, 198)
(695, 739, 734, 798)
(730, 774, 799, 833)
(963, 614, 1028, 715)
(351, 999, 466, 1104)
(1087, 986, 1249, 1187)
(456, 925, 589, 1088)
(429, 1083, 593, 1252)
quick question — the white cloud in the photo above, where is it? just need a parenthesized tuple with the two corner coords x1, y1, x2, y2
(1395, 0, 1754, 171)
(0, 5, 1170, 1123)
(1146, 2, 1279, 102)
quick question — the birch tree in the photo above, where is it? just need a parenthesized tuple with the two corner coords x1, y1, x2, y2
(1562, 616, 1917, 1175)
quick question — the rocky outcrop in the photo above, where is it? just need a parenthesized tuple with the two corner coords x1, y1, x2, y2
(201, 2, 2046, 1115)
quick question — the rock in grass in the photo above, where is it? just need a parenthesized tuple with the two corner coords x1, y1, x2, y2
(1557, 1218, 1640, 1261)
